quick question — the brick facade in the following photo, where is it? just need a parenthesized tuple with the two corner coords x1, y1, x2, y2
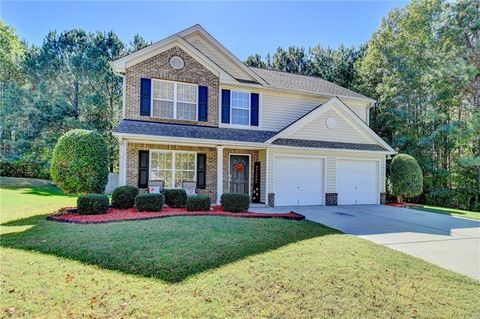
(222, 149, 259, 196)
(124, 46, 219, 126)
(126, 143, 217, 202)
(380, 192, 386, 205)
(325, 193, 338, 206)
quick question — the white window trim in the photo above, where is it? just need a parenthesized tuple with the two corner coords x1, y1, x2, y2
(151, 79, 198, 121)
(230, 90, 251, 126)
(149, 150, 197, 188)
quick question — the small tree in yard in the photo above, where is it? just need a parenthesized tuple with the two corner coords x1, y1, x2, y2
(51, 129, 109, 194)
(390, 154, 423, 203)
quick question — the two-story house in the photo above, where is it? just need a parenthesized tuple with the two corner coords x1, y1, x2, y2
(111, 25, 396, 207)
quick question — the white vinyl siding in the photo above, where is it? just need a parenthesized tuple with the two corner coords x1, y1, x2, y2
(288, 108, 376, 144)
(326, 156, 336, 193)
(152, 79, 197, 121)
(267, 148, 385, 204)
(261, 91, 330, 131)
(260, 91, 369, 131)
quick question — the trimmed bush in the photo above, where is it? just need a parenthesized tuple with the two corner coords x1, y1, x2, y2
(135, 193, 164, 212)
(77, 194, 109, 215)
(186, 195, 211, 211)
(220, 193, 250, 212)
(111, 185, 139, 209)
(390, 154, 423, 202)
(50, 129, 109, 194)
(164, 189, 187, 208)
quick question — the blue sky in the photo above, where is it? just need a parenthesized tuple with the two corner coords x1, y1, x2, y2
(2, 1, 406, 60)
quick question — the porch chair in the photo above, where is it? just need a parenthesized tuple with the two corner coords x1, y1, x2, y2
(182, 181, 197, 197)
(148, 180, 164, 193)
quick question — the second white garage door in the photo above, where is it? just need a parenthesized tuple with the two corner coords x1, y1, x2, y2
(274, 156, 324, 206)
(337, 159, 379, 205)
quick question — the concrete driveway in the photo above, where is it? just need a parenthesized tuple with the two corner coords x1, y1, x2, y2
(258, 205, 480, 280)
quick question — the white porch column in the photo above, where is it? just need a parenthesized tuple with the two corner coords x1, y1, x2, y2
(118, 138, 127, 186)
(216, 145, 224, 204)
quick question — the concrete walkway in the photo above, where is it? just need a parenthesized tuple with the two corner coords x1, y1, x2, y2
(256, 205, 480, 280)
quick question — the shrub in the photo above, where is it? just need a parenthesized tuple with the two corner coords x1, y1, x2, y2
(111, 185, 139, 209)
(220, 193, 250, 212)
(77, 194, 109, 215)
(50, 129, 109, 194)
(186, 195, 211, 211)
(390, 154, 423, 203)
(135, 193, 164, 212)
(164, 189, 187, 208)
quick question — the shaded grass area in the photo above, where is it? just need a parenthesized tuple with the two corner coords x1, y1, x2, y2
(412, 205, 480, 221)
(1, 215, 333, 283)
(1, 177, 480, 318)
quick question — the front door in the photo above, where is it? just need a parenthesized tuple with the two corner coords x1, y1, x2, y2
(230, 155, 249, 194)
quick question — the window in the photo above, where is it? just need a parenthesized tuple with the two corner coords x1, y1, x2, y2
(150, 151, 196, 188)
(152, 80, 197, 121)
(231, 90, 250, 125)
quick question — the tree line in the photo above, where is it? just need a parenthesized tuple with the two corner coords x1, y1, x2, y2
(1, 0, 478, 210)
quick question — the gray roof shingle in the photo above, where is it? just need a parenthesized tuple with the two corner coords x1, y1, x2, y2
(272, 138, 388, 152)
(114, 120, 277, 143)
(250, 67, 372, 101)
(115, 120, 387, 152)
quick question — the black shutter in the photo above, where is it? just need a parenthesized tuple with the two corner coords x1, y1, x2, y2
(221, 89, 230, 123)
(197, 153, 206, 189)
(198, 86, 208, 122)
(251, 93, 259, 126)
(138, 150, 149, 188)
(140, 78, 151, 116)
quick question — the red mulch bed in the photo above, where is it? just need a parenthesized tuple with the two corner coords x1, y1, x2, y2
(386, 202, 423, 209)
(47, 205, 305, 224)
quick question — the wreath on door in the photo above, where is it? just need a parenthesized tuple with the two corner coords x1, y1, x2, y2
(234, 161, 246, 172)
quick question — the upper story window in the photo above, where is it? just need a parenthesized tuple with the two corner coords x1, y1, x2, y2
(152, 79, 197, 121)
(231, 91, 250, 125)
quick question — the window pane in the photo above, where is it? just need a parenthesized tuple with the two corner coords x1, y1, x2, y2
(231, 91, 249, 109)
(175, 171, 195, 187)
(177, 102, 196, 121)
(175, 153, 195, 170)
(153, 100, 174, 118)
(232, 108, 249, 125)
(153, 81, 174, 100)
(177, 84, 197, 103)
(158, 170, 172, 187)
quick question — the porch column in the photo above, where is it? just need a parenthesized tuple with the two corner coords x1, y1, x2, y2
(118, 138, 127, 186)
(216, 145, 224, 204)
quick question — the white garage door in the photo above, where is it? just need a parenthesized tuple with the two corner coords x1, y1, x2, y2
(337, 159, 379, 205)
(274, 156, 324, 206)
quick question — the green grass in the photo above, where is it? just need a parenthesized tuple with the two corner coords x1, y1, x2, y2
(1, 178, 479, 318)
(411, 205, 480, 221)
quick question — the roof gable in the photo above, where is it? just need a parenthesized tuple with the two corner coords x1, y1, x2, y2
(111, 25, 265, 84)
(266, 97, 396, 153)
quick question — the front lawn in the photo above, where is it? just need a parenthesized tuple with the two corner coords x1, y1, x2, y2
(411, 205, 480, 221)
(1, 178, 479, 318)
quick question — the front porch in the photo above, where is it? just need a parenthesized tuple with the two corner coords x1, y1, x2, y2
(119, 140, 267, 204)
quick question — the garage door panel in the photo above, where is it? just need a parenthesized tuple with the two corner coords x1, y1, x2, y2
(337, 159, 379, 205)
(274, 156, 324, 206)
